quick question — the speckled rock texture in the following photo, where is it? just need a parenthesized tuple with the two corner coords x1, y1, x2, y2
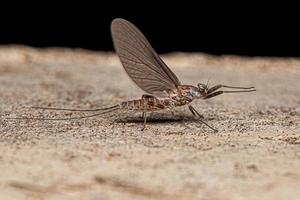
(0, 46, 299, 200)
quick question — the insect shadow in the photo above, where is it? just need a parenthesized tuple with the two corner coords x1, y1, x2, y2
(114, 112, 198, 124)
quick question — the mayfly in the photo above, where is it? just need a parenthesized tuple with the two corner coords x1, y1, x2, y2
(7, 18, 256, 132)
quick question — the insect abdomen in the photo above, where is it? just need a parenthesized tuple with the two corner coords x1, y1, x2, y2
(120, 100, 142, 110)
(120, 97, 167, 111)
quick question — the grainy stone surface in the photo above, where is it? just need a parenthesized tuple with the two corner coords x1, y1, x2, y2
(0, 46, 299, 200)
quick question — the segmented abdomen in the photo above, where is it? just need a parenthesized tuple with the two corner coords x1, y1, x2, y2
(120, 96, 172, 111)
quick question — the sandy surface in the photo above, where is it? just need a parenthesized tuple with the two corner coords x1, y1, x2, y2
(0, 46, 299, 200)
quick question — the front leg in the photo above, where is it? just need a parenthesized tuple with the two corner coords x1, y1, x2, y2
(207, 85, 255, 94)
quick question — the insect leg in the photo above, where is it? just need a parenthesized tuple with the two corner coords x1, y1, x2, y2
(188, 105, 204, 118)
(140, 94, 152, 131)
(207, 85, 255, 94)
(188, 105, 218, 132)
(207, 85, 223, 94)
(141, 111, 147, 131)
(204, 91, 224, 99)
(205, 88, 256, 99)
(142, 111, 145, 119)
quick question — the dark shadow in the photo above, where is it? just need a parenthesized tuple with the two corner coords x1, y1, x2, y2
(114, 115, 196, 124)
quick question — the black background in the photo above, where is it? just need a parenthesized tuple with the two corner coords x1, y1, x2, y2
(0, 2, 299, 57)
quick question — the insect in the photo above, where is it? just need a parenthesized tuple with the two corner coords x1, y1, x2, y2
(7, 18, 256, 132)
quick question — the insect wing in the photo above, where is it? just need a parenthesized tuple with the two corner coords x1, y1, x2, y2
(111, 18, 181, 96)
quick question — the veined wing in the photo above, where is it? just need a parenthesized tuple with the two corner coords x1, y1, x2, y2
(111, 18, 181, 96)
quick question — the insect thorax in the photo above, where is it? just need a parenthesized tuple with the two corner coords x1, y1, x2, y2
(171, 85, 201, 103)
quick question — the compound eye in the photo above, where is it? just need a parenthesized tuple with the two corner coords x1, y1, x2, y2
(197, 83, 204, 93)
(198, 83, 205, 89)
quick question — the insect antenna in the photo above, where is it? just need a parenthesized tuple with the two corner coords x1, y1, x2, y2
(206, 78, 210, 88)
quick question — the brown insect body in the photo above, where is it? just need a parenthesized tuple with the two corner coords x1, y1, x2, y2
(108, 17, 256, 132)
(120, 85, 201, 112)
(7, 18, 256, 132)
